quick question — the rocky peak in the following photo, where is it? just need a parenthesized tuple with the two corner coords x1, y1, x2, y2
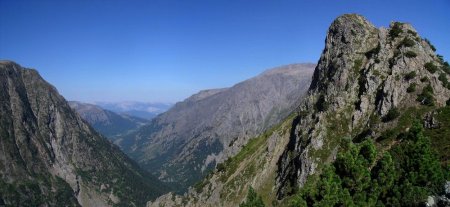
(310, 14, 377, 92)
(276, 14, 449, 198)
(146, 14, 450, 207)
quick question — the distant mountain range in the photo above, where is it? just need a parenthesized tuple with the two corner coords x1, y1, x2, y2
(68, 101, 149, 140)
(119, 63, 315, 191)
(95, 102, 173, 120)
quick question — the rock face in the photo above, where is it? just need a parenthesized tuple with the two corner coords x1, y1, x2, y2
(147, 14, 450, 206)
(122, 63, 315, 190)
(69, 101, 148, 139)
(276, 14, 450, 198)
(0, 61, 169, 206)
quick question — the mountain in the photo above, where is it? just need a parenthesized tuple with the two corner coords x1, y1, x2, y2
(148, 14, 450, 206)
(0, 61, 169, 206)
(121, 63, 315, 191)
(69, 101, 148, 139)
(96, 102, 173, 120)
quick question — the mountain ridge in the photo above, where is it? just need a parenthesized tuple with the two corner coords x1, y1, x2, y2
(120, 63, 315, 191)
(0, 61, 169, 206)
(147, 14, 450, 207)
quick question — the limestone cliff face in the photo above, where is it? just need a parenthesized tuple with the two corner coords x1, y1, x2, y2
(147, 14, 450, 206)
(276, 14, 450, 198)
(0, 61, 168, 206)
(122, 63, 315, 191)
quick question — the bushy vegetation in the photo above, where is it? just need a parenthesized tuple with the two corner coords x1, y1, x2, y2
(423, 38, 436, 51)
(0, 175, 79, 207)
(239, 187, 265, 207)
(407, 29, 417, 36)
(382, 108, 400, 122)
(424, 106, 450, 165)
(420, 76, 429, 82)
(404, 51, 417, 58)
(438, 73, 449, 89)
(404, 71, 416, 80)
(389, 22, 403, 39)
(416, 84, 435, 106)
(397, 37, 415, 48)
(424, 62, 438, 73)
(290, 121, 448, 206)
(442, 61, 450, 75)
(407, 83, 416, 93)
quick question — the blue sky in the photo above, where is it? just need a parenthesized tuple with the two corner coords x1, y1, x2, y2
(1, 0, 449, 103)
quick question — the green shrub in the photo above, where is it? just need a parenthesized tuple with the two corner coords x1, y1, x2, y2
(193, 179, 209, 193)
(437, 55, 444, 63)
(407, 83, 416, 93)
(447, 98, 450, 106)
(423, 38, 436, 51)
(289, 124, 447, 206)
(398, 37, 415, 48)
(383, 108, 400, 122)
(389, 22, 403, 39)
(216, 163, 226, 172)
(424, 62, 438, 73)
(416, 84, 435, 106)
(438, 73, 449, 88)
(442, 61, 450, 75)
(405, 51, 417, 58)
(420, 77, 429, 82)
(407, 29, 417, 36)
(404, 71, 416, 80)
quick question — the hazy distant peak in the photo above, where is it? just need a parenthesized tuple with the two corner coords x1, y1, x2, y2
(260, 63, 316, 76)
(186, 88, 228, 102)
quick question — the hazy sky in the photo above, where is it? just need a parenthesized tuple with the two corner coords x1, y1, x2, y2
(1, 0, 449, 103)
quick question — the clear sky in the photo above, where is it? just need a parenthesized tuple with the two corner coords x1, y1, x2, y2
(1, 0, 449, 103)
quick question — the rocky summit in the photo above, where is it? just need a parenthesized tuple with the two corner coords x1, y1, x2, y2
(148, 14, 450, 207)
(0, 61, 169, 206)
(277, 13, 449, 197)
(120, 63, 315, 191)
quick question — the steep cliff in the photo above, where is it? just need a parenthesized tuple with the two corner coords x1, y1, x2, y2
(147, 14, 450, 207)
(276, 14, 449, 198)
(0, 61, 168, 206)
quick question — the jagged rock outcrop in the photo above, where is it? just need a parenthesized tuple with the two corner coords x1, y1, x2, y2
(69, 101, 148, 139)
(0, 61, 168, 206)
(122, 63, 315, 190)
(276, 14, 450, 198)
(147, 14, 450, 206)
